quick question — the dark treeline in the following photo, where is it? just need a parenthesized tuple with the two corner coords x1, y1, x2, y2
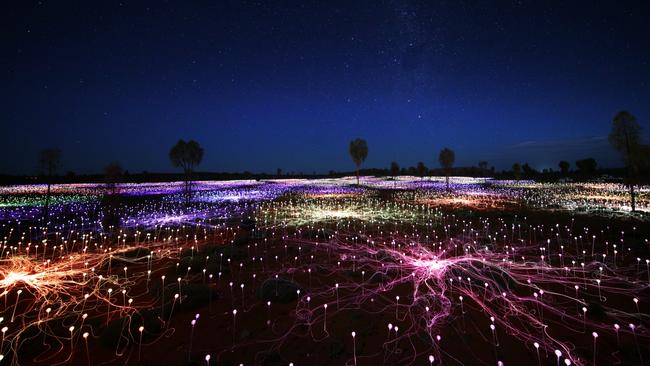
(1, 164, 645, 185)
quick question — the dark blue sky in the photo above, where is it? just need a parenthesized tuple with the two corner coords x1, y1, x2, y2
(4, 1, 650, 174)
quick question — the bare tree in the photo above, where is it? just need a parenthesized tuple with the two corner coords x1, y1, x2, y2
(169, 139, 204, 203)
(39, 148, 61, 218)
(609, 111, 645, 211)
(438, 148, 455, 190)
(348, 138, 368, 185)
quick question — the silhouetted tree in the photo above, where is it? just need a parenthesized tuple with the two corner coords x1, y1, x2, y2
(438, 147, 455, 190)
(478, 161, 489, 176)
(276, 168, 282, 178)
(103, 162, 124, 195)
(39, 148, 61, 218)
(558, 161, 570, 175)
(417, 161, 427, 180)
(522, 162, 537, 177)
(348, 138, 368, 185)
(512, 163, 522, 181)
(390, 161, 400, 179)
(609, 111, 645, 211)
(102, 162, 124, 230)
(169, 139, 204, 203)
(575, 158, 597, 176)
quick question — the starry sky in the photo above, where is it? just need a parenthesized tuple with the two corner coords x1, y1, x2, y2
(4, 1, 650, 175)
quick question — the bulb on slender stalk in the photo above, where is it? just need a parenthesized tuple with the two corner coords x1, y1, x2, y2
(161, 276, 166, 318)
(81, 293, 89, 314)
(335, 283, 339, 309)
(188, 319, 197, 360)
(323, 304, 328, 332)
(490, 323, 499, 346)
(629, 323, 644, 364)
(138, 326, 144, 362)
(167, 294, 179, 327)
(591, 332, 598, 366)
(1, 326, 8, 346)
(177, 277, 182, 303)
(83, 332, 90, 366)
(351, 331, 357, 366)
(241, 283, 245, 308)
(106, 288, 113, 325)
(68, 326, 75, 361)
(11, 290, 22, 323)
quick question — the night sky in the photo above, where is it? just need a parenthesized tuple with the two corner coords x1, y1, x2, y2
(4, 1, 650, 175)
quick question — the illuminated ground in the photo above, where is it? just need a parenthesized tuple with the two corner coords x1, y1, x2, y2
(0, 177, 648, 365)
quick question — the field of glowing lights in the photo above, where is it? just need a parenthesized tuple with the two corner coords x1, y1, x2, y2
(0, 177, 649, 366)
